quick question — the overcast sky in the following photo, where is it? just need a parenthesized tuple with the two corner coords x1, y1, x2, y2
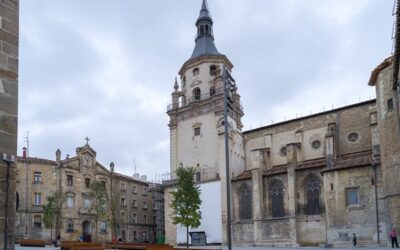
(18, 0, 394, 181)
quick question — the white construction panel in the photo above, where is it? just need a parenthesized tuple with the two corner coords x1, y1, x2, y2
(177, 181, 222, 244)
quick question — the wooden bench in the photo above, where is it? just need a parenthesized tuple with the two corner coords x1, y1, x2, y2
(146, 245, 174, 250)
(20, 239, 46, 247)
(61, 242, 103, 250)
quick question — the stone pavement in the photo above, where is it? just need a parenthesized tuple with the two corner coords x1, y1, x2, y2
(15, 245, 395, 250)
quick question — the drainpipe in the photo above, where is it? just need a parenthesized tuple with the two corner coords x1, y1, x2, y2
(373, 164, 380, 245)
(2, 154, 15, 250)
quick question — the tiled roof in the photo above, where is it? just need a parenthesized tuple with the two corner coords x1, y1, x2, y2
(368, 56, 392, 86)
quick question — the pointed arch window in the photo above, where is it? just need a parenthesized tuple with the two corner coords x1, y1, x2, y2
(239, 183, 252, 220)
(193, 88, 201, 101)
(269, 179, 284, 218)
(305, 175, 321, 215)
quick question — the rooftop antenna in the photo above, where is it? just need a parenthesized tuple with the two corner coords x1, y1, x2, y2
(24, 131, 30, 157)
(133, 157, 137, 174)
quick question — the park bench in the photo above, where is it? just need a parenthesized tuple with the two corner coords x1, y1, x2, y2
(61, 242, 103, 250)
(20, 239, 46, 247)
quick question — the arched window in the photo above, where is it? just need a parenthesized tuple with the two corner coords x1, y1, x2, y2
(200, 25, 205, 36)
(66, 219, 74, 233)
(239, 183, 252, 220)
(269, 179, 284, 218)
(193, 88, 201, 101)
(205, 25, 210, 35)
(305, 175, 321, 215)
(193, 68, 199, 76)
(210, 86, 216, 96)
(210, 65, 217, 76)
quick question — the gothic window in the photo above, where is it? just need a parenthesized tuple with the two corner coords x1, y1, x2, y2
(269, 179, 284, 218)
(193, 87, 201, 100)
(66, 219, 74, 233)
(210, 86, 216, 96)
(305, 175, 321, 215)
(210, 64, 217, 75)
(239, 183, 252, 220)
(193, 68, 199, 76)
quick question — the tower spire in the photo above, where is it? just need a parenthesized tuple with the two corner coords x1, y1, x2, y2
(190, 0, 220, 59)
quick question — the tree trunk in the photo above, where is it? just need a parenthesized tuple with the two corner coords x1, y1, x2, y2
(186, 226, 189, 250)
(95, 219, 98, 242)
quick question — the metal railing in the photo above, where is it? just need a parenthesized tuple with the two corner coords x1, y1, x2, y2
(167, 87, 223, 111)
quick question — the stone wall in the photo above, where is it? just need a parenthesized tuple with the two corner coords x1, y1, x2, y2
(0, 0, 18, 249)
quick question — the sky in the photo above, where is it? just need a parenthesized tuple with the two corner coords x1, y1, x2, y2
(18, 0, 394, 181)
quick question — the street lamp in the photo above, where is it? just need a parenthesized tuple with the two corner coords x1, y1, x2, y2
(222, 65, 236, 250)
(2, 153, 15, 250)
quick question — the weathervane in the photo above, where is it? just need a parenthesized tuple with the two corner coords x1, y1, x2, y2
(84, 136, 90, 145)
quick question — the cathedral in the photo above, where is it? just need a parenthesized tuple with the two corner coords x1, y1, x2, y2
(164, 0, 400, 247)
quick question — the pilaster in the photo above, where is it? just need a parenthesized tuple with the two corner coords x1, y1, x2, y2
(286, 143, 299, 246)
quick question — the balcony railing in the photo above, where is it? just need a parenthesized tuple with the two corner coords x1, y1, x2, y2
(167, 87, 223, 111)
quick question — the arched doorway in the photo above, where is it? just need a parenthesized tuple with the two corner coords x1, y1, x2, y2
(82, 221, 92, 242)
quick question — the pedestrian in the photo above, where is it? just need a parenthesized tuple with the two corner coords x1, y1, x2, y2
(78, 234, 84, 242)
(56, 233, 61, 246)
(352, 233, 357, 247)
(390, 228, 399, 248)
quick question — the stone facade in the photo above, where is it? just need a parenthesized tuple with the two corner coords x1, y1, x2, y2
(165, 0, 399, 248)
(15, 144, 165, 243)
(0, 0, 18, 249)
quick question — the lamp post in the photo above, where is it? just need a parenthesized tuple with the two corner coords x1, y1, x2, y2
(222, 65, 236, 250)
(2, 153, 15, 250)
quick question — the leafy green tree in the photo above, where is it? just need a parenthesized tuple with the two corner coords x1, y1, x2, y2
(171, 166, 202, 249)
(43, 191, 63, 241)
(90, 181, 108, 241)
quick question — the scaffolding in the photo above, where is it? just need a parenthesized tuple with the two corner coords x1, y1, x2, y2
(148, 182, 165, 243)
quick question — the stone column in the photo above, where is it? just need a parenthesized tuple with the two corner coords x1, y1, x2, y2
(286, 143, 299, 246)
(251, 168, 263, 244)
(0, 1, 19, 249)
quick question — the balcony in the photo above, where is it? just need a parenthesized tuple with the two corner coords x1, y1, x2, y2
(167, 87, 223, 111)
(79, 207, 97, 215)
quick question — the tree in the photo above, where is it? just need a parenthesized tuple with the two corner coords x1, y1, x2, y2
(43, 191, 63, 241)
(90, 181, 108, 242)
(171, 166, 202, 250)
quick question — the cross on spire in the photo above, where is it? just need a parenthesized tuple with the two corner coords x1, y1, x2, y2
(84, 137, 90, 145)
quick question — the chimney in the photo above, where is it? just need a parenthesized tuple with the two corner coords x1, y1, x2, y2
(22, 147, 27, 159)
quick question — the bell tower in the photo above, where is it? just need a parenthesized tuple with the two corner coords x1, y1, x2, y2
(166, 0, 245, 245)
